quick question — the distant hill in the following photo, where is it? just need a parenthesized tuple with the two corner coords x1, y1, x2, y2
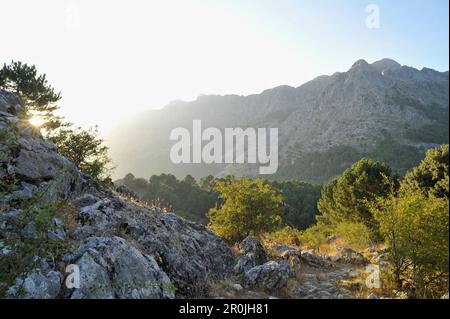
(108, 59, 449, 183)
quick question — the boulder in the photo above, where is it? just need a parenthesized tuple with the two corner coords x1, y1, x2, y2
(1, 91, 236, 299)
(234, 253, 258, 274)
(238, 236, 268, 265)
(300, 250, 332, 268)
(243, 261, 290, 291)
(123, 212, 235, 297)
(334, 248, 368, 265)
(8, 267, 62, 299)
(72, 236, 175, 299)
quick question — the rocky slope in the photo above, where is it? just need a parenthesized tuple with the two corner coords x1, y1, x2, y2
(108, 58, 449, 183)
(0, 90, 234, 298)
(0, 91, 391, 299)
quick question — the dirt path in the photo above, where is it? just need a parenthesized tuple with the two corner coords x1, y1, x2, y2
(211, 263, 366, 299)
(287, 264, 363, 299)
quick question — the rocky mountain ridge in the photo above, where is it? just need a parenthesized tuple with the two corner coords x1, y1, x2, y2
(108, 58, 449, 183)
(0, 89, 397, 299)
(1, 90, 234, 298)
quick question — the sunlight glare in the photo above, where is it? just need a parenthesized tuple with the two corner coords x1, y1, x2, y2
(29, 116, 45, 127)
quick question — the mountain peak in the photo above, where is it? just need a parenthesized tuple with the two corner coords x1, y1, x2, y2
(371, 58, 401, 72)
(351, 59, 370, 69)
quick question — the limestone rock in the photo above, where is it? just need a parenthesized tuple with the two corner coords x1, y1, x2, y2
(243, 261, 290, 291)
(73, 236, 175, 299)
(8, 268, 62, 299)
(238, 236, 268, 265)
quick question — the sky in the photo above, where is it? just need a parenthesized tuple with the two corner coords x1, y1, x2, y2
(1, 0, 449, 134)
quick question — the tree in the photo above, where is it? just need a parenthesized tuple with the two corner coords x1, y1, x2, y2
(199, 175, 215, 191)
(123, 173, 136, 186)
(373, 190, 449, 297)
(371, 145, 449, 297)
(400, 144, 449, 199)
(207, 177, 283, 243)
(48, 126, 112, 183)
(270, 180, 322, 230)
(0, 61, 62, 130)
(316, 158, 397, 237)
(183, 174, 197, 187)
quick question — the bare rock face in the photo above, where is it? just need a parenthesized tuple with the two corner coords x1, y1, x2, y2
(71, 236, 175, 299)
(234, 236, 268, 275)
(0, 89, 235, 299)
(7, 265, 62, 299)
(238, 236, 268, 264)
(1, 91, 85, 203)
(0, 90, 23, 115)
(107, 59, 449, 182)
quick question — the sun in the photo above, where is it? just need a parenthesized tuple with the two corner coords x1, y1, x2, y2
(29, 116, 46, 127)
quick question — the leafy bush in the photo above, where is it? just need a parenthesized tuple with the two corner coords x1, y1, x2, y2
(264, 226, 303, 246)
(333, 222, 371, 251)
(297, 225, 328, 249)
(0, 202, 63, 297)
(48, 126, 113, 183)
(371, 145, 449, 298)
(372, 191, 449, 298)
(207, 178, 283, 243)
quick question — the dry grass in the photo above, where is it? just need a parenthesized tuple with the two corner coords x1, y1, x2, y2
(207, 276, 253, 299)
(54, 200, 81, 235)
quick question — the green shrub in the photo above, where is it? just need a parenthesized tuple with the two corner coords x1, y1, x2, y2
(333, 221, 371, 251)
(207, 178, 283, 243)
(264, 226, 303, 246)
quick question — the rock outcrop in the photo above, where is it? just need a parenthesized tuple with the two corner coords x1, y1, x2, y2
(0, 89, 235, 299)
(234, 236, 268, 274)
(331, 248, 368, 265)
(243, 261, 291, 291)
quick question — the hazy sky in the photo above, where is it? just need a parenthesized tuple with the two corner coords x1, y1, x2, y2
(1, 0, 448, 134)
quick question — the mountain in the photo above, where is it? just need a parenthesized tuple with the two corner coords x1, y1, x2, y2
(0, 90, 234, 298)
(0, 90, 376, 299)
(108, 59, 449, 183)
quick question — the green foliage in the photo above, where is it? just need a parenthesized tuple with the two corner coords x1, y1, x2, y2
(297, 225, 328, 249)
(316, 158, 396, 237)
(0, 61, 62, 130)
(368, 135, 423, 175)
(271, 180, 321, 229)
(122, 173, 218, 223)
(0, 201, 64, 297)
(333, 221, 371, 251)
(369, 145, 449, 297)
(199, 175, 216, 192)
(207, 177, 283, 243)
(264, 226, 303, 246)
(372, 191, 449, 297)
(48, 126, 113, 183)
(276, 145, 363, 183)
(122, 173, 321, 229)
(406, 124, 449, 145)
(400, 144, 449, 199)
